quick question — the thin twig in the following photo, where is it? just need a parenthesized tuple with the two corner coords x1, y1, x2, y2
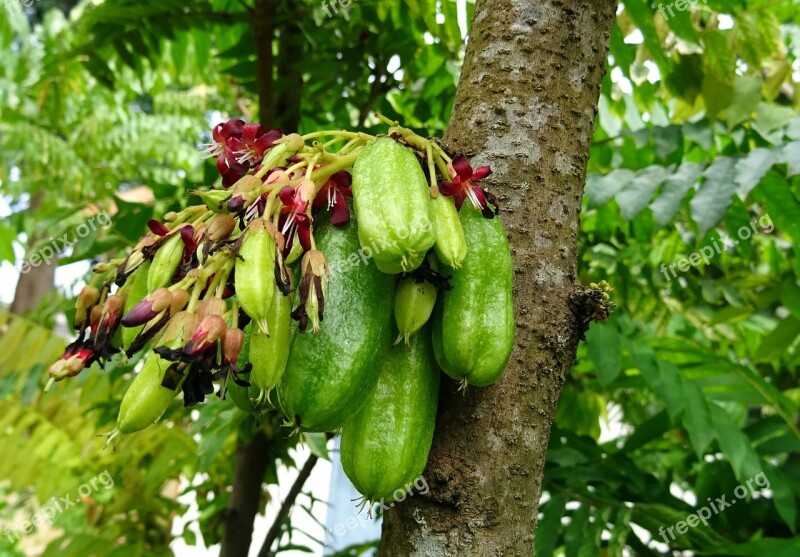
(256, 453, 320, 557)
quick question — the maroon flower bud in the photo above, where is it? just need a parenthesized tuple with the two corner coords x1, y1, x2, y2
(121, 288, 173, 327)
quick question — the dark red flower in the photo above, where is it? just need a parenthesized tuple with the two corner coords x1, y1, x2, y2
(313, 171, 352, 227)
(147, 219, 171, 236)
(229, 125, 282, 166)
(216, 152, 250, 188)
(439, 156, 493, 213)
(278, 181, 314, 256)
(201, 118, 245, 159)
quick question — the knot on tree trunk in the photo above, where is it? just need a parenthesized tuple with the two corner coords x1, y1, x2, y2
(422, 451, 471, 508)
(568, 282, 614, 340)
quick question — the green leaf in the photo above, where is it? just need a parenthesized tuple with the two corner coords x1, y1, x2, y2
(735, 148, 775, 198)
(586, 322, 621, 385)
(762, 465, 798, 532)
(650, 162, 703, 226)
(753, 172, 800, 242)
(778, 141, 800, 177)
(0, 222, 16, 264)
(754, 316, 800, 362)
(754, 102, 797, 135)
(585, 169, 634, 207)
(722, 75, 762, 128)
(303, 432, 330, 461)
(691, 157, 738, 235)
(709, 404, 762, 482)
(681, 379, 713, 458)
(616, 166, 668, 220)
(780, 279, 800, 319)
(535, 493, 566, 557)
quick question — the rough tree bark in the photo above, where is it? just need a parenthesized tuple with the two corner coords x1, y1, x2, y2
(381, 0, 617, 554)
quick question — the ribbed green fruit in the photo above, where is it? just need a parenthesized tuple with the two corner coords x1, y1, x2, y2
(351, 138, 435, 274)
(341, 327, 439, 502)
(277, 212, 394, 432)
(432, 206, 514, 387)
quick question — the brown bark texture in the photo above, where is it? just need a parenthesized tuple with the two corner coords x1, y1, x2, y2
(220, 430, 271, 557)
(381, 0, 617, 555)
(10, 193, 56, 314)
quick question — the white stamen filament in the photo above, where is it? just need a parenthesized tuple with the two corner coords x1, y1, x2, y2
(235, 148, 256, 165)
(198, 143, 225, 159)
(466, 187, 482, 209)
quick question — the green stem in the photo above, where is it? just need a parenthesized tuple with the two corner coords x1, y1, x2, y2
(301, 130, 374, 142)
(311, 149, 363, 189)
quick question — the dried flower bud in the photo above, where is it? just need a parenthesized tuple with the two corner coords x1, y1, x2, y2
(222, 327, 245, 364)
(196, 298, 227, 319)
(170, 289, 189, 314)
(207, 214, 236, 242)
(292, 250, 328, 334)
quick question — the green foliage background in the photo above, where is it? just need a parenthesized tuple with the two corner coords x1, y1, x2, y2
(0, 0, 798, 555)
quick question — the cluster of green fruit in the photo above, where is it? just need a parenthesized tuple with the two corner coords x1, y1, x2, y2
(46, 117, 515, 505)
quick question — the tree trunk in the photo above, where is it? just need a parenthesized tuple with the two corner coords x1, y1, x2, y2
(10, 262, 55, 314)
(10, 193, 56, 315)
(381, 0, 617, 554)
(220, 430, 270, 557)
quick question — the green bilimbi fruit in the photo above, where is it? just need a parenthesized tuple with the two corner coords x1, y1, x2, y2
(432, 206, 515, 387)
(147, 232, 184, 291)
(122, 260, 151, 350)
(340, 326, 439, 503)
(249, 290, 292, 400)
(116, 311, 199, 434)
(351, 138, 435, 275)
(235, 218, 277, 335)
(278, 211, 394, 432)
(394, 269, 437, 346)
(431, 194, 467, 268)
